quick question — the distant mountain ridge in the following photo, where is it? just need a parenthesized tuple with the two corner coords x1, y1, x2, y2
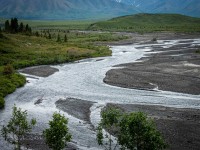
(115, 0, 200, 17)
(0, 0, 138, 20)
(0, 0, 199, 20)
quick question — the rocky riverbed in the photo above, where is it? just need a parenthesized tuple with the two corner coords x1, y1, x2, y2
(104, 33, 200, 94)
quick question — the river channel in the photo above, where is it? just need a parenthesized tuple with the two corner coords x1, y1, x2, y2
(1, 39, 200, 149)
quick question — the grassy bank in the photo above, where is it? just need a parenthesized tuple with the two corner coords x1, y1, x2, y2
(88, 13, 200, 33)
(0, 31, 127, 108)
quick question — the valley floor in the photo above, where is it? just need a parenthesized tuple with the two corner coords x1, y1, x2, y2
(16, 32, 200, 150)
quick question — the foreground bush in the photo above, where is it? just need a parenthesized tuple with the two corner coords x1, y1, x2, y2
(97, 107, 167, 150)
(0, 73, 26, 97)
(119, 112, 167, 150)
(0, 96, 5, 108)
(0, 73, 26, 109)
(1, 105, 36, 150)
(43, 112, 72, 150)
(3, 64, 14, 75)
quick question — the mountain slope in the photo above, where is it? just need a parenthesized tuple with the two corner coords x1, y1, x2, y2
(88, 13, 200, 32)
(115, 0, 200, 17)
(0, 0, 138, 20)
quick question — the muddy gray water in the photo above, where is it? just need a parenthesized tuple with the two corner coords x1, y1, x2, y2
(1, 39, 200, 149)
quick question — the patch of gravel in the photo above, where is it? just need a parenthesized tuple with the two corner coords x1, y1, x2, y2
(22, 134, 77, 150)
(20, 66, 59, 77)
(104, 33, 200, 94)
(56, 98, 95, 124)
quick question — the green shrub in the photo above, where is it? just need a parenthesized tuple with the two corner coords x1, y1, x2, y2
(0, 77, 16, 97)
(195, 50, 200, 54)
(0, 97, 5, 108)
(97, 107, 167, 150)
(1, 105, 36, 149)
(43, 112, 72, 150)
(0, 73, 26, 97)
(152, 37, 157, 42)
(119, 112, 167, 150)
(3, 64, 15, 75)
(10, 74, 26, 88)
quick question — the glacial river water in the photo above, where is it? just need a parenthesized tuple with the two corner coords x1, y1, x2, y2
(0, 39, 200, 149)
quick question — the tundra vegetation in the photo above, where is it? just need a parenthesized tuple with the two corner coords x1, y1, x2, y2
(88, 14, 200, 33)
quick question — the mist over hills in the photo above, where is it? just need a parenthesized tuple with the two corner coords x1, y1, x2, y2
(116, 0, 200, 17)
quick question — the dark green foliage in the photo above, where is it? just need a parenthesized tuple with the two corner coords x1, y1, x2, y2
(18, 22, 24, 32)
(3, 64, 14, 75)
(0, 33, 3, 39)
(97, 107, 167, 150)
(4, 20, 10, 32)
(152, 37, 157, 42)
(89, 13, 200, 33)
(0, 96, 5, 108)
(56, 34, 61, 42)
(1, 105, 36, 150)
(100, 107, 122, 130)
(10, 18, 19, 33)
(97, 125, 104, 145)
(4, 18, 32, 34)
(0, 73, 26, 97)
(43, 112, 72, 150)
(35, 31, 40, 37)
(118, 112, 167, 150)
(0, 77, 16, 96)
(48, 33, 51, 39)
(97, 107, 122, 149)
(25, 24, 29, 32)
(9, 74, 26, 88)
(195, 49, 200, 54)
(25, 24, 32, 35)
(64, 34, 68, 42)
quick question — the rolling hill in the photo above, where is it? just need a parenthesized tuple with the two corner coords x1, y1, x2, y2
(0, 0, 138, 20)
(88, 13, 200, 32)
(115, 0, 200, 17)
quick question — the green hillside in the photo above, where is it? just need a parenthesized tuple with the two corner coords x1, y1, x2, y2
(88, 13, 200, 32)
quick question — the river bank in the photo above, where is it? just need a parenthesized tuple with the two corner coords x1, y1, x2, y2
(56, 98, 200, 150)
